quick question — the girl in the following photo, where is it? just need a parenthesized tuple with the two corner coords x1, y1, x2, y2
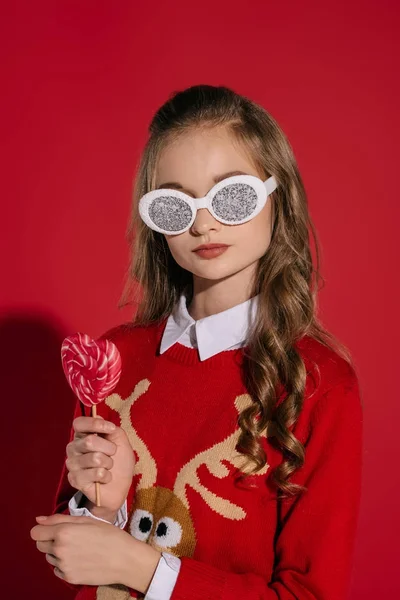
(31, 84, 363, 600)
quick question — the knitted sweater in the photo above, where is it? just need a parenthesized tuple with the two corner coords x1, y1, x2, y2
(53, 319, 363, 600)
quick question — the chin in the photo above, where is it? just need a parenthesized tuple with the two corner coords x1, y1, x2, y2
(190, 262, 244, 281)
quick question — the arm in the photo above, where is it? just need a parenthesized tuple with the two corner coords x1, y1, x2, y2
(53, 395, 132, 523)
(168, 375, 364, 600)
(52, 396, 131, 591)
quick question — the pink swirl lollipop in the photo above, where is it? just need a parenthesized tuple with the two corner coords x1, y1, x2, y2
(61, 333, 121, 407)
(61, 332, 122, 506)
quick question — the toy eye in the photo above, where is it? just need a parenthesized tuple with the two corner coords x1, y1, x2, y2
(152, 516, 183, 549)
(130, 509, 153, 542)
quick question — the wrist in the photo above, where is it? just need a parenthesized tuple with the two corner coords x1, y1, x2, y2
(120, 535, 161, 593)
(85, 499, 117, 524)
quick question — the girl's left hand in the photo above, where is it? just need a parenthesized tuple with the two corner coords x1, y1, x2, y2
(30, 514, 160, 591)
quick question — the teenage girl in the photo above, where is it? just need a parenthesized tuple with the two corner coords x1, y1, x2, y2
(31, 84, 363, 600)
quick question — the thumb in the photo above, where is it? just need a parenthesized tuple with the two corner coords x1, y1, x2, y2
(93, 415, 130, 447)
(105, 424, 130, 447)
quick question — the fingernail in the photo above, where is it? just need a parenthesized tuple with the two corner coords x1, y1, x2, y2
(105, 422, 116, 432)
(36, 516, 47, 521)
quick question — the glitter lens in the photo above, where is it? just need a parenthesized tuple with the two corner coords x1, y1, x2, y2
(149, 196, 193, 232)
(212, 183, 258, 222)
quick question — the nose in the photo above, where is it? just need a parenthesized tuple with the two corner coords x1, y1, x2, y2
(190, 208, 221, 236)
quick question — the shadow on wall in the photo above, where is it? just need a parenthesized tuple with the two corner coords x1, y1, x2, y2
(0, 310, 76, 598)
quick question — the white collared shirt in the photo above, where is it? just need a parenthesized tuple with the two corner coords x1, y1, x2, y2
(69, 292, 259, 597)
(160, 292, 259, 360)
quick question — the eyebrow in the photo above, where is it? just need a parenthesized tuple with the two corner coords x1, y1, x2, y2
(155, 170, 248, 193)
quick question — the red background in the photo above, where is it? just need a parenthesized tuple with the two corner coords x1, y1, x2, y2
(1, 1, 399, 598)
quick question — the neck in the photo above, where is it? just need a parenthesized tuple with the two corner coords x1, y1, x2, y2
(188, 262, 257, 320)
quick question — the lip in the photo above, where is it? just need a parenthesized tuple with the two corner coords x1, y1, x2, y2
(192, 243, 230, 251)
(192, 244, 230, 260)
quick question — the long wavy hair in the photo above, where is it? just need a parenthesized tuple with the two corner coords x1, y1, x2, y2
(119, 84, 353, 499)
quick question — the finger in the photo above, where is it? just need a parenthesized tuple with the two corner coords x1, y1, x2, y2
(30, 524, 57, 541)
(45, 553, 59, 567)
(68, 466, 112, 492)
(73, 433, 117, 457)
(53, 566, 65, 579)
(36, 540, 54, 554)
(66, 440, 82, 459)
(31, 515, 91, 540)
(35, 514, 92, 525)
(67, 452, 114, 472)
(73, 416, 116, 436)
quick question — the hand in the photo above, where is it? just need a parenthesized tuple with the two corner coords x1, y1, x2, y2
(66, 416, 135, 518)
(30, 514, 161, 591)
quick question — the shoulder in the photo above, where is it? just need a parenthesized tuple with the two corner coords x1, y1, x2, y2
(96, 319, 167, 396)
(98, 319, 167, 359)
(295, 334, 360, 399)
(290, 335, 363, 443)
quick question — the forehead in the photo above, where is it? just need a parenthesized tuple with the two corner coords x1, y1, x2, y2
(154, 127, 262, 189)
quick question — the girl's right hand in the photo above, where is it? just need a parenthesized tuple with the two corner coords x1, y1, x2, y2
(65, 416, 135, 520)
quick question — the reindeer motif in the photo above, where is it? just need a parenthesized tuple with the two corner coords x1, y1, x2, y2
(96, 379, 271, 600)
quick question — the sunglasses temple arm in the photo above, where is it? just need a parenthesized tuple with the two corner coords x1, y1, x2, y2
(264, 176, 278, 195)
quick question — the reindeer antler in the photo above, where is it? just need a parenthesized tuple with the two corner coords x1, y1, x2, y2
(105, 384, 270, 522)
(105, 379, 157, 490)
(174, 394, 270, 520)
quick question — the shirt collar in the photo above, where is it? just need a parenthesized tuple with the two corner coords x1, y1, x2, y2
(160, 293, 259, 361)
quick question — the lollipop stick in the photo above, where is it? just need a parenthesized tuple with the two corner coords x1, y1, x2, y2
(91, 404, 101, 507)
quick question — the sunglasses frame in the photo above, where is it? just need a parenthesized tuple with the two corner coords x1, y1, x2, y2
(138, 174, 278, 235)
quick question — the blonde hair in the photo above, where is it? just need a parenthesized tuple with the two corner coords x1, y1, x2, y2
(120, 84, 353, 499)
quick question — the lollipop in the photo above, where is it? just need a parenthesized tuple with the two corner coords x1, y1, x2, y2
(61, 332, 122, 507)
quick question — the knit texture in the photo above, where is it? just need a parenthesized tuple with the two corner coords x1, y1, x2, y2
(52, 319, 363, 600)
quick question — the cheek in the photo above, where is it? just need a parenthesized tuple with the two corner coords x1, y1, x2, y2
(236, 226, 271, 259)
(164, 235, 191, 264)
(237, 208, 272, 252)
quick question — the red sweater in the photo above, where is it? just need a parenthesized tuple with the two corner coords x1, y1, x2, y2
(53, 319, 363, 600)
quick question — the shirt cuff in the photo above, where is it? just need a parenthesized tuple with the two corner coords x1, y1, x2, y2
(144, 552, 181, 600)
(68, 491, 128, 528)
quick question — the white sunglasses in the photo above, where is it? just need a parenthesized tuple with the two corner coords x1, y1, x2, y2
(138, 174, 278, 235)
